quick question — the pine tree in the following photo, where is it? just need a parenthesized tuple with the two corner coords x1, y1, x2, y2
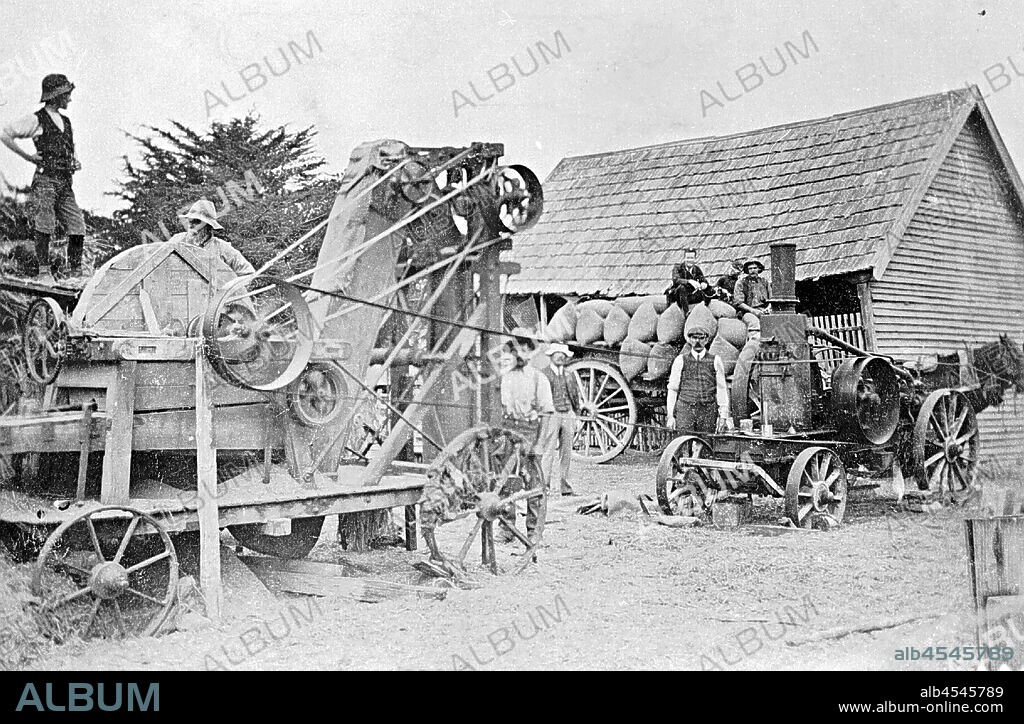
(108, 113, 338, 277)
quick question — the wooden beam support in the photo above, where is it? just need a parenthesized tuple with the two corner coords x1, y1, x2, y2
(855, 279, 878, 352)
(195, 347, 223, 621)
(99, 361, 136, 504)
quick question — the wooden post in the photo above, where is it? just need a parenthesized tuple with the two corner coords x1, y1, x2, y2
(854, 276, 877, 352)
(404, 505, 417, 551)
(100, 361, 136, 504)
(478, 242, 507, 426)
(195, 345, 222, 621)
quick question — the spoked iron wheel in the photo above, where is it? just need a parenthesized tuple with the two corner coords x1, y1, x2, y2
(22, 297, 67, 385)
(912, 389, 980, 504)
(656, 435, 715, 517)
(31, 506, 178, 639)
(785, 447, 848, 528)
(568, 360, 637, 464)
(420, 425, 545, 576)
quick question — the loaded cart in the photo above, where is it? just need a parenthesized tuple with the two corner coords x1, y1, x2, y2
(0, 139, 546, 637)
(655, 241, 1024, 527)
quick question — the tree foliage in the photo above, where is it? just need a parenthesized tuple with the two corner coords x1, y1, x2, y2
(108, 113, 338, 277)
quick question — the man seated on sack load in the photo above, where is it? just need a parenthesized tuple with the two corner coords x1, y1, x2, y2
(732, 257, 770, 321)
(666, 248, 710, 316)
(715, 257, 746, 301)
(666, 320, 732, 436)
(168, 199, 256, 277)
(498, 336, 555, 545)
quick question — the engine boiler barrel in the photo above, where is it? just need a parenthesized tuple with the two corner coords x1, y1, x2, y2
(770, 241, 798, 314)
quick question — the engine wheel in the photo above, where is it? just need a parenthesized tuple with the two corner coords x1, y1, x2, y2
(785, 447, 847, 528)
(911, 389, 979, 504)
(656, 435, 714, 517)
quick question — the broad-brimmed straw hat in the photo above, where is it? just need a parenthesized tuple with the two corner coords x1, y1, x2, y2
(178, 199, 224, 230)
(546, 342, 573, 358)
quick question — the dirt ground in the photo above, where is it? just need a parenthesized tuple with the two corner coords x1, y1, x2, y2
(4, 451, 1023, 672)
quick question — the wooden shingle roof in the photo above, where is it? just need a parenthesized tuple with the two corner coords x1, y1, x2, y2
(507, 88, 1022, 296)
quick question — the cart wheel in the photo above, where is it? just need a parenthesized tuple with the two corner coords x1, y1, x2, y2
(785, 447, 847, 528)
(30, 506, 178, 639)
(23, 297, 67, 385)
(420, 425, 544, 575)
(656, 435, 714, 516)
(568, 360, 637, 464)
(228, 516, 326, 559)
(911, 389, 979, 504)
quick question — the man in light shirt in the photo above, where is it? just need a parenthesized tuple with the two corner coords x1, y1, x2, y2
(169, 199, 256, 277)
(666, 326, 732, 435)
(1, 74, 86, 278)
(499, 338, 555, 544)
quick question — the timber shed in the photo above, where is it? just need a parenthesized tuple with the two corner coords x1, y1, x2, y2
(507, 87, 1024, 461)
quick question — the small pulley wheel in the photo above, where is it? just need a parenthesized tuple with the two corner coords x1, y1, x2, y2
(289, 363, 347, 426)
(23, 297, 68, 385)
(398, 161, 437, 205)
(203, 275, 315, 391)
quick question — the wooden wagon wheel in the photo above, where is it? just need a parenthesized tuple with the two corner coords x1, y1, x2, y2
(911, 389, 979, 504)
(420, 425, 545, 575)
(785, 447, 847, 528)
(656, 435, 715, 517)
(30, 506, 178, 639)
(568, 360, 637, 464)
(22, 297, 67, 385)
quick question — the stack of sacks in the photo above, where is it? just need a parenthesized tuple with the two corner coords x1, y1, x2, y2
(574, 299, 613, 346)
(619, 338, 651, 381)
(656, 304, 685, 344)
(647, 342, 680, 378)
(603, 305, 631, 345)
(546, 302, 577, 342)
(627, 302, 659, 343)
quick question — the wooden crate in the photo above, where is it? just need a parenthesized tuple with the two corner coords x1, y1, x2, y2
(964, 505, 1024, 667)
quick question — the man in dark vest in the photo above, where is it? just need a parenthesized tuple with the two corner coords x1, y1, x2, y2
(541, 342, 581, 497)
(666, 321, 732, 435)
(1, 74, 86, 278)
(716, 257, 746, 300)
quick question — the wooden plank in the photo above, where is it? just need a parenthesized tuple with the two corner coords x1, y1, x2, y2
(99, 362, 137, 504)
(132, 406, 282, 450)
(238, 556, 447, 602)
(195, 348, 222, 621)
(85, 244, 174, 325)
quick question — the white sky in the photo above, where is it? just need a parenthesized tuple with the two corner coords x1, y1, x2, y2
(0, 0, 1021, 216)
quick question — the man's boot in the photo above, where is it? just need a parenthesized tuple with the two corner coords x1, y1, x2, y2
(33, 231, 51, 278)
(66, 234, 85, 277)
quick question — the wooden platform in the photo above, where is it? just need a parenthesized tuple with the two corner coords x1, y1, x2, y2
(0, 464, 425, 534)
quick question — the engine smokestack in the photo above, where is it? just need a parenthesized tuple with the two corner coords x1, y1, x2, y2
(769, 241, 798, 314)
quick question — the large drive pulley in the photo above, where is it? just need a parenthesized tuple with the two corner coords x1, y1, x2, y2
(831, 356, 900, 444)
(475, 165, 544, 235)
(203, 275, 315, 391)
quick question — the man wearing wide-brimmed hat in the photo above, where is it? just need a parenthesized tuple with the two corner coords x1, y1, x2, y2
(168, 199, 256, 277)
(541, 342, 581, 497)
(732, 257, 771, 319)
(1, 74, 86, 278)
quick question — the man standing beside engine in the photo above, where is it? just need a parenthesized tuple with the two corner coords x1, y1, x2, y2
(666, 322, 732, 436)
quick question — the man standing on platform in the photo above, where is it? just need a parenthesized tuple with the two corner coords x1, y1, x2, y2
(1, 74, 86, 278)
(541, 342, 580, 497)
